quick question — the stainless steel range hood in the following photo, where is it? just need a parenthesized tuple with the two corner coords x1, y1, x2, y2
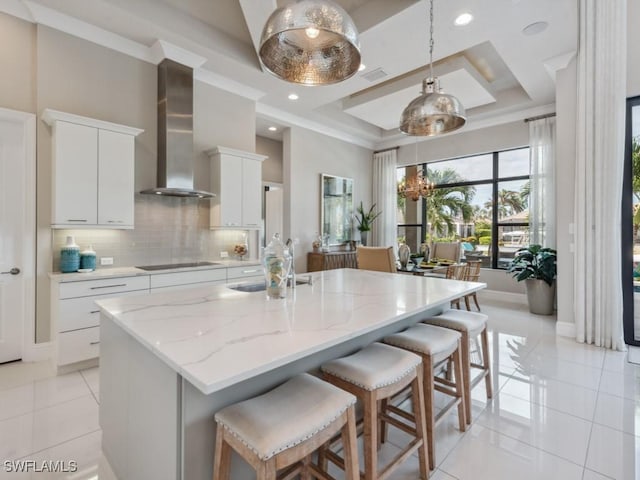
(141, 59, 214, 198)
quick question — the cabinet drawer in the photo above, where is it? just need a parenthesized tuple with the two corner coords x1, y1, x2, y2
(57, 327, 100, 366)
(58, 290, 146, 333)
(59, 275, 150, 299)
(227, 265, 262, 280)
(150, 280, 226, 293)
(149, 269, 226, 289)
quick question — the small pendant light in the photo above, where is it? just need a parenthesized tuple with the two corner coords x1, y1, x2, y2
(259, 0, 361, 85)
(400, 0, 466, 136)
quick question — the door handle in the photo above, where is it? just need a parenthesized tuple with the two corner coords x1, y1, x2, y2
(1, 268, 20, 275)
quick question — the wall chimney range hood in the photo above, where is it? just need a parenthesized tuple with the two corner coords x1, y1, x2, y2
(141, 59, 214, 198)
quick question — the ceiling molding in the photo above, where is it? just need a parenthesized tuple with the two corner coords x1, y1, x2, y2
(373, 103, 556, 150)
(150, 40, 206, 68)
(194, 69, 265, 101)
(256, 104, 377, 150)
(543, 50, 577, 81)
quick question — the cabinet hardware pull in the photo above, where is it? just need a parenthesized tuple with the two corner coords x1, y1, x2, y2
(1, 267, 20, 275)
(67, 219, 87, 222)
(90, 310, 100, 314)
(90, 284, 126, 290)
(89, 341, 100, 346)
(107, 220, 124, 223)
(242, 269, 258, 274)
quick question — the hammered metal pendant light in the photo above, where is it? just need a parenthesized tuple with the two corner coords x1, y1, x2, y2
(259, 0, 361, 85)
(400, 0, 466, 136)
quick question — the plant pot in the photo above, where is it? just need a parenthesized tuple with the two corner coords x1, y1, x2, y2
(525, 278, 556, 315)
(360, 230, 368, 246)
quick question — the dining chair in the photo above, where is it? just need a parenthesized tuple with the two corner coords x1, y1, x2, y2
(356, 246, 397, 273)
(430, 242, 462, 263)
(446, 264, 468, 309)
(462, 260, 482, 311)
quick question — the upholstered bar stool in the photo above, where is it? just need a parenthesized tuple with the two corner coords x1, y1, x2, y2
(321, 342, 429, 480)
(383, 324, 466, 470)
(423, 309, 492, 425)
(213, 374, 359, 480)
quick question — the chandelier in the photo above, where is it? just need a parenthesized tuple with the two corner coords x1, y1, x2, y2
(397, 170, 435, 201)
(259, 0, 361, 85)
(399, 0, 466, 136)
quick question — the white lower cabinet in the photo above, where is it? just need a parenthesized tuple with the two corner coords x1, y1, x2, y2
(53, 275, 150, 368)
(53, 265, 262, 368)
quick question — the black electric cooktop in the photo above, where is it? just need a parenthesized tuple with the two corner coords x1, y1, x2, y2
(135, 261, 220, 271)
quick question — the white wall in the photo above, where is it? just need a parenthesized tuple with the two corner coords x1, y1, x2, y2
(555, 58, 578, 327)
(628, 0, 640, 97)
(256, 135, 283, 183)
(397, 121, 529, 166)
(284, 126, 373, 272)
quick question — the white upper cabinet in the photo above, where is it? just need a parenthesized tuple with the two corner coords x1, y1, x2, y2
(207, 147, 267, 229)
(42, 109, 143, 229)
(98, 129, 135, 226)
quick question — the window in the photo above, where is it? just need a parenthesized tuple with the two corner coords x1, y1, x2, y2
(397, 147, 530, 269)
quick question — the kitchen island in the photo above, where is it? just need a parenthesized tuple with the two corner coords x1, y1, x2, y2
(96, 268, 485, 480)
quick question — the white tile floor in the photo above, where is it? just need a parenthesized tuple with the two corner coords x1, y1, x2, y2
(0, 296, 639, 479)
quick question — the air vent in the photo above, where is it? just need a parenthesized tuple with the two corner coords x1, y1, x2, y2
(361, 67, 388, 82)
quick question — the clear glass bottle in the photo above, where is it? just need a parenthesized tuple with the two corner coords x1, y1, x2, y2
(262, 233, 292, 299)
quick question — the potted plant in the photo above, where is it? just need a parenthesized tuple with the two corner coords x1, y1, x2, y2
(355, 202, 381, 246)
(507, 244, 557, 315)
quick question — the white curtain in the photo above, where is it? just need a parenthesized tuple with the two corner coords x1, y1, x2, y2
(372, 149, 398, 247)
(529, 117, 556, 247)
(574, 0, 626, 350)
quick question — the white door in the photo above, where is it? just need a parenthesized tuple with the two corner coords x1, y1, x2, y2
(0, 109, 35, 363)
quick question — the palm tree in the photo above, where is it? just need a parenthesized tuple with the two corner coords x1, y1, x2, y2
(485, 189, 526, 220)
(424, 168, 475, 240)
(520, 181, 530, 207)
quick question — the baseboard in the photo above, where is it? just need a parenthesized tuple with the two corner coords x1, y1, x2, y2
(555, 321, 576, 338)
(479, 289, 527, 305)
(22, 341, 54, 362)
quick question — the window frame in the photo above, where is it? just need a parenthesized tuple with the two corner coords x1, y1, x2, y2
(397, 146, 530, 269)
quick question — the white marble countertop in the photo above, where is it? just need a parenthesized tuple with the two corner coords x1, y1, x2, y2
(49, 260, 261, 282)
(96, 268, 485, 395)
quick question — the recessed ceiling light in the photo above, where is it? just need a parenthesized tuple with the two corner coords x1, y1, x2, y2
(268, 126, 277, 132)
(522, 21, 548, 36)
(288, 93, 299, 100)
(359, 63, 366, 71)
(454, 12, 473, 26)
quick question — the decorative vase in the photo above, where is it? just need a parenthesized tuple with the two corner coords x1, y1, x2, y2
(80, 245, 97, 271)
(60, 236, 80, 273)
(360, 230, 368, 246)
(262, 233, 292, 299)
(525, 278, 556, 315)
(398, 243, 410, 269)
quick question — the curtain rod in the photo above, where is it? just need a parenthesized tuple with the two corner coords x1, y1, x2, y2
(373, 146, 399, 154)
(524, 112, 556, 123)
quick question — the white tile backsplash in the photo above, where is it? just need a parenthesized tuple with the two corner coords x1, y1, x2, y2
(52, 194, 258, 271)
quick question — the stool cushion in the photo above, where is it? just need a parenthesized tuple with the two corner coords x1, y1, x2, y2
(384, 324, 461, 365)
(321, 342, 421, 391)
(215, 374, 356, 461)
(423, 309, 488, 337)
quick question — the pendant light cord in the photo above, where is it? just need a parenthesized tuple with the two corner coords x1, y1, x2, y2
(429, 0, 434, 81)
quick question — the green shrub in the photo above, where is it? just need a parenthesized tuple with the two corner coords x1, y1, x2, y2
(478, 236, 491, 245)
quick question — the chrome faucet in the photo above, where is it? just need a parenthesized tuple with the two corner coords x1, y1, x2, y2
(286, 238, 296, 288)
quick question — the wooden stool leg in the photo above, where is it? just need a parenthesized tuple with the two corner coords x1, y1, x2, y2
(379, 399, 388, 446)
(213, 425, 232, 480)
(255, 459, 276, 480)
(481, 328, 493, 399)
(422, 355, 435, 471)
(473, 293, 481, 311)
(464, 295, 471, 311)
(460, 332, 472, 425)
(412, 365, 429, 480)
(342, 407, 360, 480)
(363, 391, 378, 480)
(452, 341, 466, 433)
(301, 455, 312, 480)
